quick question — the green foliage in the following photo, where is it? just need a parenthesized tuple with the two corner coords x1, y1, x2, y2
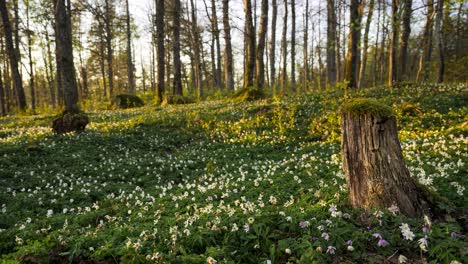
(162, 95, 195, 106)
(0, 83, 466, 263)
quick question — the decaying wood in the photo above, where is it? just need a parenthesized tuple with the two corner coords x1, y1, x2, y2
(341, 111, 431, 217)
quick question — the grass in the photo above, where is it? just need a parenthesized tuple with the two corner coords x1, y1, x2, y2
(0, 83, 467, 263)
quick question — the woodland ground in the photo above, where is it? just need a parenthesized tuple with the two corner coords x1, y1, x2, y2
(0, 83, 466, 263)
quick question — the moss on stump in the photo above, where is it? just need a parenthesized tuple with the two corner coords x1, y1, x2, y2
(112, 94, 144, 109)
(342, 98, 394, 118)
(52, 113, 90, 134)
(232, 87, 265, 102)
(161, 95, 195, 106)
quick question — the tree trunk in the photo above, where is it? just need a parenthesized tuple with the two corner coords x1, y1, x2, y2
(399, 0, 412, 81)
(290, 0, 296, 92)
(173, 0, 183, 95)
(327, 0, 337, 87)
(0, 68, 5, 115)
(416, 0, 435, 82)
(280, 0, 288, 92)
(26, 0, 36, 110)
(222, 0, 234, 90)
(125, 0, 135, 95)
(255, 0, 268, 88)
(45, 29, 56, 107)
(105, 0, 114, 98)
(156, 0, 165, 102)
(388, 0, 399, 87)
(243, 0, 256, 88)
(54, 0, 79, 114)
(345, 0, 362, 89)
(435, 0, 445, 83)
(303, 0, 309, 91)
(190, 0, 203, 99)
(0, 0, 26, 111)
(341, 101, 431, 217)
(358, 0, 375, 89)
(269, 0, 278, 87)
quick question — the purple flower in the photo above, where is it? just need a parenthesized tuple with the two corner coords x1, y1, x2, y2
(346, 240, 353, 246)
(299, 221, 309, 228)
(326, 246, 336, 255)
(377, 239, 389, 247)
(422, 227, 430, 233)
(451, 232, 459, 238)
(372, 233, 382, 239)
(321, 232, 330, 241)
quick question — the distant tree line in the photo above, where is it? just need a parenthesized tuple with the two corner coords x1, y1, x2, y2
(0, 0, 466, 114)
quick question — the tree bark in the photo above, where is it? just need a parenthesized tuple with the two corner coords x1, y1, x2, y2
(172, 0, 183, 95)
(388, 0, 399, 87)
(341, 106, 431, 217)
(358, 0, 375, 89)
(104, 0, 114, 98)
(222, 0, 234, 90)
(243, 0, 256, 88)
(44, 29, 56, 107)
(0, 67, 5, 115)
(290, 0, 296, 92)
(416, 0, 435, 82)
(280, 0, 288, 92)
(399, 0, 412, 81)
(345, 0, 362, 89)
(156, 0, 165, 102)
(0, 0, 26, 111)
(327, 0, 337, 87)
(189, 0, 203, 99)
(303, 0, 309, 91)
(255, 0, 268, 88)
(54, 0, 79, 114)
(125, 0, 135, 95)
(269, 0, 278, 87)
(435, 0, 445, 83)
(26, 0, 36, 110)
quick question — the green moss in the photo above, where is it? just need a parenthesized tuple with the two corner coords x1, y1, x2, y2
(161, 95, 195, 106)
(111, 94, 144, 109)
(231, 87, 266, 102)
(342, 98, 394, 118)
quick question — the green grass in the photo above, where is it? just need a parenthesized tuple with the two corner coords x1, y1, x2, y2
(0, 83, 467, 263)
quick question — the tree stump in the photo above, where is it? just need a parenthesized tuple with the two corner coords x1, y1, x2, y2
(52, 113, 89, 134)
(341, 99, 431, 217)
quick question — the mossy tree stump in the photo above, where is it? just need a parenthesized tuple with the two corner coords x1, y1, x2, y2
(52, 112, 89, 134)
(341, 99, 431, 217)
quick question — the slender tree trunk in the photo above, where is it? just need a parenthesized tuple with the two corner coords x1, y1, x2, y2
(125, 0, 135, 95)
(373, 0, 380, 86)
(290, 0, 296, 92)
(345, 0, 362, 89)
(358, 0, 375, 89)
(281, 0, 288, 92)
(399, 0, 412, 81)
(173, 0, 183, 95)
(244, 0, 256, 88)
(416, 0, 435, 82)
(156, 0, 165, 102)
(222, 0, 234, 90)
(26, 0, 36, 110)
(255, 0, 268, 88)
(54, 0, 79, 113)
(327, 0, 337, 87)
(13, 0, 20, 70)
(44, 29, 56, 107)
(0, 0, 26, 111)
(435, 0, 445, 83)
(0, 68, 5, 115)
(105, 0, 114, 98)
(303, 0, 309, 91)
(388, 0, 399, 87)
(190, 0, 203, 99)
(269, 0, 278, 87)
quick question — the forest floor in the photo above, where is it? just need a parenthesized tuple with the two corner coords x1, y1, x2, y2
(0, 83, 467, 263)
